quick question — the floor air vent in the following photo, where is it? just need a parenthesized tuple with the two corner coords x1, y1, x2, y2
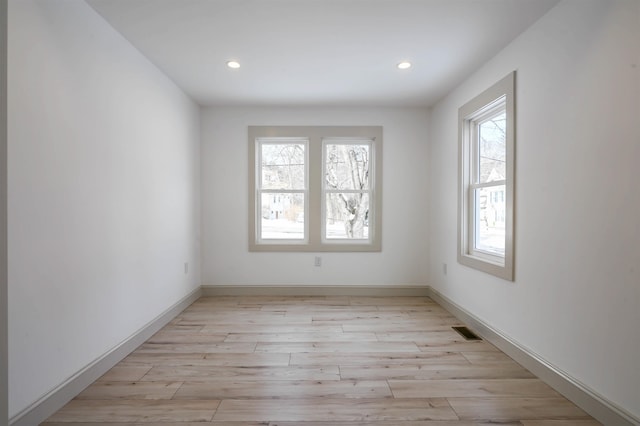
(452, 326, 482, 341)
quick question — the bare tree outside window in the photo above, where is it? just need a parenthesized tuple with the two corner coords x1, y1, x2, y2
(324, 142, 371, 239)
(478, 113, 506, 183)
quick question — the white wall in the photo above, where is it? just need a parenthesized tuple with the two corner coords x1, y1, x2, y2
(428, 0, 639, 420)
(202, 107, 429, 287)
(8, 0, 201, 419)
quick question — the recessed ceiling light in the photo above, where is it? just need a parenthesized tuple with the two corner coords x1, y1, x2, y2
(226, 60, 241, 69)
(397, 61, 412, 70)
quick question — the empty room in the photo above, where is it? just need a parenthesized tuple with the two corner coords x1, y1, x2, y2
(2, 0, 639, 425)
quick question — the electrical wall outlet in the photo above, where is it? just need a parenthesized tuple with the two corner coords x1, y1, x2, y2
(314, 256, 322, 267)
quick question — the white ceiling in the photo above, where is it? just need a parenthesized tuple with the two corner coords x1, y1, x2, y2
(87, 0, 559, 107)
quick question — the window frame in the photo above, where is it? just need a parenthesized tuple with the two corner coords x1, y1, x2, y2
(458, 71, 515, 280)
(249, 126, 382, 252)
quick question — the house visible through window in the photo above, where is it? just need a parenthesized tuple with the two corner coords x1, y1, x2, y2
(458, 72, 515, 280)
(258, 140, 307, 241)
(249, 126, 382, 252)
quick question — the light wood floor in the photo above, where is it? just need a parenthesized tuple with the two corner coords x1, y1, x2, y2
(43, 296, 600, 425)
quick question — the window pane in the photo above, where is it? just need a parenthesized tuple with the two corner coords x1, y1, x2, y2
(474, 185, 505, 255)
(478, 112, 506, 183)
(325, 193, 369, 239)
(261, 143, 305, 190)
(325, 143, 370, 190)
(260, 193, 304, 240)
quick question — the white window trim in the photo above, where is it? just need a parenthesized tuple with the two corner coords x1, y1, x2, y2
(458, 71, 515, 280)
(249, 126, 382, 252)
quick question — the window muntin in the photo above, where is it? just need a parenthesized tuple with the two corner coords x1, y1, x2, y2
(323, 140, 372, 241)
(458, 72, 514, 280)
(249, 126, 382, 252)
(256, 139, 308, 243)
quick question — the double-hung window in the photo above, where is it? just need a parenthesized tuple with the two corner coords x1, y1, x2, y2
(256, 139, 308, 243)
(323, 140, 372, 241)
(249, 126, 382, 252)
(458, 72, 515, 280)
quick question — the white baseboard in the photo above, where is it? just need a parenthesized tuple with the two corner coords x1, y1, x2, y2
(9, 287, 202, 426)
(201, 284, 430, 297)
(427, 287, 639, 426)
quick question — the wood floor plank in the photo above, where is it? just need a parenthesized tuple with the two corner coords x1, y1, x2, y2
(75, 381, 183, 400)
(147, 331, 228, 344)
(417, 341, 499, 352)
(213, 398, 459, 422)
(202, 353, 291, 367)
(255, 341, 421, 353)
(120, 352, 206, 366)
(290, 351, 470, 366)
(201, 324, 344, 334)
(348, 296, 435, 306)
(408, 310, 458, 318)
(141, 365, 340, 381)
(159, 324, 205, 332)
(376, 331, 466, 342)
(343, 323, 454, 332)
(173, 379, 392, 399)
(376, 304, 443, 312)
(340, 364, 536, 380)
(44, 400, 220, 423)
(224, 332, 378, 343)
(122, 352, 290, 369)
(259, 304, 381, 312)
(96, 365, 152, 382)
(460, 351, 521, 365)
(447, 397, 590, 421)
(136, 342, 257, 353)
(310, 311, 410, 321)
(176, 312, 313, 324)
(389, 379, 560, 398)
(235, 296, 351, 306)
